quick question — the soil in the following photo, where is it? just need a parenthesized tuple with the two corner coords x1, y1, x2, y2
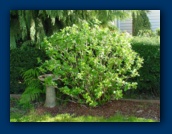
(35, 99, 160, 121)
(10, 94, 160, 121)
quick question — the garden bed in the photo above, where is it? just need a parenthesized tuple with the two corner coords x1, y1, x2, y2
(10, 94, 160, 121)
(35, 100, 160, 121)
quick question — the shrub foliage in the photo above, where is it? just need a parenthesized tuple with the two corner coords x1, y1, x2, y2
(131, 37, 160, 96)
(10, 48, 47, 93)
(156, 28, 160, 36)
(38, 21, 143, 106)
(137, 30, 155, 37)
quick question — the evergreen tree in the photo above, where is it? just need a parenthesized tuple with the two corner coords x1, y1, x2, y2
(132, 10, 151, 36)
(10, 10, 140, 49)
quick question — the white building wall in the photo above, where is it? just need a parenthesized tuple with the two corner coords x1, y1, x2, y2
(147, 10, 160, 31)
(119, 18, 133, 34)
(116, 10, 160, 34)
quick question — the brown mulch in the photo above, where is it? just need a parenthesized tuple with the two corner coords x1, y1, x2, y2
(35, 100, 160, 121)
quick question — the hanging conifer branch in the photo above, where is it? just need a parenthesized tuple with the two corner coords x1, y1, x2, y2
(10, 10, 148, 49)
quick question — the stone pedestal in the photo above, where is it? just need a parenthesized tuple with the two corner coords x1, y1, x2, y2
(38, 74, 59, 108)
(44, 85, 56, 108)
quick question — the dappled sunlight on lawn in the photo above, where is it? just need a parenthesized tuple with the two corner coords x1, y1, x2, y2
(10, 111, 156, 122)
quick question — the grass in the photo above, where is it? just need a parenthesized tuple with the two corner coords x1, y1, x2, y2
(10, 98, 157, 122)
(10, 109, 156, 122)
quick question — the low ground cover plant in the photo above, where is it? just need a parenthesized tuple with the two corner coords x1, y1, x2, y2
(10, 112, 156, 122)
(10, 98, 158, 122)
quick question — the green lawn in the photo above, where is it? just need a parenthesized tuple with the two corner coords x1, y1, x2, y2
(10, 110, 156, 122)
(10, 98, 158, 122)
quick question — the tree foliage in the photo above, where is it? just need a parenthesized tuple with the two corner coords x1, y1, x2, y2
(132, 10, 151, 36)
(10, 10, 140, 49)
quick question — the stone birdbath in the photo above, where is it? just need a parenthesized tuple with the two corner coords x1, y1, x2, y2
(38, 74, 59, 108)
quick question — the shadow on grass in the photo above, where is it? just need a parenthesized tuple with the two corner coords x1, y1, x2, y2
(10, 111, 156, 122)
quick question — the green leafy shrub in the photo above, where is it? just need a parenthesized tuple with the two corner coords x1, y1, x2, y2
(10, 47, 48, 93)
(156, 28, 160, 36)
(137, 29, 155, 37)
(131, 36, 160, 46)
(39, 21, 143, 107)
(130, 37, 160, 96)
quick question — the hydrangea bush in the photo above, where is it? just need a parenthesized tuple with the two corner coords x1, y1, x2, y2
(39, 21, 143, 107)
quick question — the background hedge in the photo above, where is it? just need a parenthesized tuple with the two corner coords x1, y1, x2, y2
(10, 47, 47, 93)
(128, 37, 160, 97)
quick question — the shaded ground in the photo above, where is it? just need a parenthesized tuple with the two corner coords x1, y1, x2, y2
(10, 94, 160, 121)
(35, 100, 160, 121)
